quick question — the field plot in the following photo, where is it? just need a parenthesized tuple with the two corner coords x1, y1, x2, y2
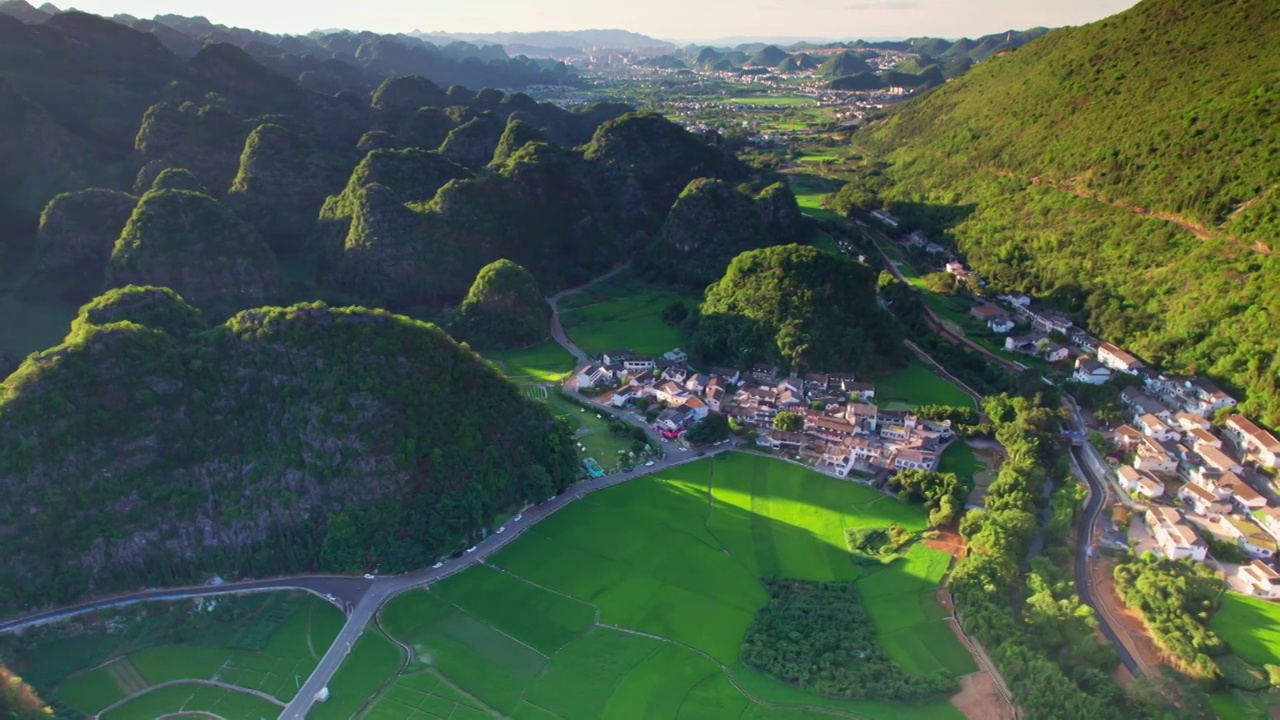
(788, 173, 844, 222)
(542, 394, 637, 469)
(1212, 593, 1280, 666)
(7, 592, 343, 718)
(310, 629, 404, 720)
(484, 339, 575, 382)
(873, 361, 976, 409)
(99, 681, 280, 719)
(556, 274, 694, 357)
(372, 453, 970, 720)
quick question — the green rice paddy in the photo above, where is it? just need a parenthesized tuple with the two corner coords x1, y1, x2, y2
(27, 592, 344, 717)
(873, 361, 976, 409)
(557, 274, 695, 357)
(484, 339, 576, 382)
(358, 453, 973, 720)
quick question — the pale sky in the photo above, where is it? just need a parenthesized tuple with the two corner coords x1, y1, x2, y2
(58, 0, 1142, 42)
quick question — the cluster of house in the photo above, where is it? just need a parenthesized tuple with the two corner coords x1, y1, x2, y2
(1104, 381, 1280, 597)
(575, 349, 954, 479)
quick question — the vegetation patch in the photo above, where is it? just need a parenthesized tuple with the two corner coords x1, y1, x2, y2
(742, 579, 956, 700)
(558, 276, 694, 357)
(845, 525, 917, 565)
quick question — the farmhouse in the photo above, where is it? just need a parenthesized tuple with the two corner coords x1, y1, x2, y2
(1001, 292, 1031, 307)
(1005, 333, 1047, 355)
(1238, 560, 1280, 599)
(1120, 388, 1173, 422)
(1097, 342, 1145, 374)
(1042, 342, 1069, 362)
(988, 316, 1015, 334)
(1116, 465, 1164, 499)
(1073, 357, 1112, 385)
(1031, 310, 1074, 335)
(602, 351, 656, 373)
(577, 364, 614, 388)
(970, 304, 1008, 324)
(1225, 415, 1280, 468)
(1145, 506, 1208, 561)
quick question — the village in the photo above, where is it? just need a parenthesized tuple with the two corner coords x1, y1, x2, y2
(574, 349, 957, 486)
(872, 208, 1280, 600)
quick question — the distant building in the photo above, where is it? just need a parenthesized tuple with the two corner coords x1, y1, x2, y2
(1097, 342, 1144, 375)
(1239, 560, 1280, 599)
(1073, 357, 1112, 385)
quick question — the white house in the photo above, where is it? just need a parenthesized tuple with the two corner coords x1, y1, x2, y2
(1226, 415, 1280, 469)
(709, 366, 741, 385)
(1073, 357, 1112, 385)
(602, 351, 655, 373)
(989, 316, 1015, 334)
(662, 348, 688, 364)
(1146, 506, 1208, 561)
(1097, 342, 1145, 374)
(1223, 515, 1277, 559)
(1178, 481, 1220, 516)
(1186, 427, 1222, 449)
(1197, 445, 1244, 475)
(576, 364, 614, 388)
(1000, 292, 1031, 308)
(1031, 311, 1074, 335)
(1134, 437, 1178, 475)
(893, 449, 937, 471)
(1137, 414, 1179, 442)
(1239, 560, 1280, 599)
(685, 374, 707, 393)
(1117, 465, 1165, 499)
(681, 396, 710, 423)
(1174, 412, 1212, 432)
(1042, 342, 1069, 363)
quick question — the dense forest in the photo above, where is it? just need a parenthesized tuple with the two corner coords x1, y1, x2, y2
(685, 244, 903, 373)
(843, 0, 1280, 428)
(444, 259, 551, 350)
(1112, 556, 1226, 682)
(0, 286, 579, 612)
(741, 579, 957, 701)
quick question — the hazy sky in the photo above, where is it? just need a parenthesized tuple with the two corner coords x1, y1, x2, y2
(61, 0, 1142, 41)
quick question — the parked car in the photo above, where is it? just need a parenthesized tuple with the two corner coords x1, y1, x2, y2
(432, 561, 444, 569)
(513, 514, 523, 522)
(363, 573, 375, 579)
(697, 451, 706, 457)
(496, 526, 506, 534)
(450, 550, 464, 559)
(466, 545, 478, 553)
(645, 461, 655, 467)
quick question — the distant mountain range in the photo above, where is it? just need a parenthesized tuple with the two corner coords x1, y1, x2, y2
(412, 28, 675, 52)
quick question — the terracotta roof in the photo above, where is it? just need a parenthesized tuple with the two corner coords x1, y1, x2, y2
(1099, 341, 1142, 367)
(1198, 445, 1241, 471)
(1228, 415, 1280, 452)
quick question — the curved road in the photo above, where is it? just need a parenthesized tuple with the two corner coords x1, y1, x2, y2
(547, 261, 632, 364)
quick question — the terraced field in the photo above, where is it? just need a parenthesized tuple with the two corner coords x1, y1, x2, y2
(356, 453, 973, 720)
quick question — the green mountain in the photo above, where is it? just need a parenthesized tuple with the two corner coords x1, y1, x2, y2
(746, 45, 790, 67)
(687, 244, 903, 373)
(446, 259, 551, 350)
(845, 0, 1280, 426)
(0, 286, 578, 611)
(33, 188, 137, 300)
(816, 51, 873, 77)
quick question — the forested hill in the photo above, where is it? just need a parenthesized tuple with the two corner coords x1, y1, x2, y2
(0, 286, 579, 612)
(844, 0, 1280, 426)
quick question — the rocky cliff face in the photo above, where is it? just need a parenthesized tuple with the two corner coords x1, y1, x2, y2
(646, 178, 771, 288)
(447, 258, 551, 350)
(227, 123, 349, 253)
(32, 188, 138, 301)
(107, 189, 282, 314)
(583, 112, 747, 234)
(439, 115, 503, 168)
(134, 102, 249, 195)
(148, 167, 208, 193)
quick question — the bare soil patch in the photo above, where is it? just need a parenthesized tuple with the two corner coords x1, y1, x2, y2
(1090, 558, 1167, 675)
(951, 671, 1016, 720)
(925, 529, 967, 559)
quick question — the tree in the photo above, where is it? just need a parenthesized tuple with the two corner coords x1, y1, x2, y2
(773, 412, 803, 432)
(685, 413, 731, 444)
(922, 271, 957, 294)
(660, 300, 690, 326)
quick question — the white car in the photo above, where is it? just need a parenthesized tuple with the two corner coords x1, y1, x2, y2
(645, 461, 655, 467)
(678, 447, 688, 452)
(466, 545, 478, 553)
(513, 514, 523, 522)
(432, 561, 444, 569)
(325, 594, 337, 601)
(496, 526, 506, 534)
(363, 573, 375, 579)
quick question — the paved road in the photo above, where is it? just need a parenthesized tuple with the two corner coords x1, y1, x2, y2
(1062, 397, 1143, 678)
(0, 576, 373, 635)
(547, 261, 632, 364)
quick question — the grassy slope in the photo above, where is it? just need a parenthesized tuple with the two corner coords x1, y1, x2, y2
(854, 0, 1280, 426)
(556, 274, 695, 357)
(373, 454, 972, 720)
(873, 361, 975, 409)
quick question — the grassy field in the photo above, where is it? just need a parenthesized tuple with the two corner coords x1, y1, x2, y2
(483, 339, 575, 382)
(311, 629, 404, 720)
(371, 453, 972, 720)
(557, 273, 695, 357)
(99, 682, 281, 720)
(787, 173, 844, 223)
(809, 229, 841, 254)
(938, 442, 983, 481)
(10, 592, 344, 718)
(1212, 593, 1280, 667)
(873, 361, 976, 409)
(542, 394, 639, 471)
(0, 294, 78, 359)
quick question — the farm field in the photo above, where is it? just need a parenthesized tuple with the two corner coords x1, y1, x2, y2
(787, 172, 844, 222)
(723, 95, 815, 106)
(99, 682, 281, 719)
(366, 453, 972, 720)
(541, 393, 641, 471)
(556, 273, 695, 357)
(6, 592, 343, 718)
(483, 339, 575, 382)
(310, 629, 404, 720)
(873, 361, 976, 409)
(1212, 593, 1280, 667)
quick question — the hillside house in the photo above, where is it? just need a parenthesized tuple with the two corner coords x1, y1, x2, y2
(892, 448, 937, 471)
(685, 374, 707, 393)
(1031, 310, 1074, 335)
(1097, 342, 1145, 374)
(1000, 292, 1031, 308)
(602, 351, 656, 373)
(970, 304, 1009, 324)
(945, 261, 967, 275)
(1222, 473, 1267, 512)
(1239, 560, 1280, 599)
(1137, 414, 1179, 442)
(804, 372, 829, 390)
(751, 364, 780, 382)
(1134, 437, 1177, 475)
(1174, 412, 1212, 432)
(1073, 357, 1112, 385)
(1226, 415, 1280, 469)
(1186, 427, 1222, 449)
(1117, 465, 1164, 499)
(1179, 481, 1220, 516)
(577, 364, 614, 388)
(1005, 333, 1047, 355)
(1145, 506, 1208, 561)
(1196, 445, 1244, 475)
(1121, 388, 1173, 422)
(1172, 377, 1238, 415)
(1070, 331, 1102, 354)
(1042, 342, 1069, 362)
(1223, 515, 1277, 559)
(988, 316, 1015, 334)
(709, 366, 741, 384)
(662, 348, 688, 363)
(1114, 424, 1144, 449)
